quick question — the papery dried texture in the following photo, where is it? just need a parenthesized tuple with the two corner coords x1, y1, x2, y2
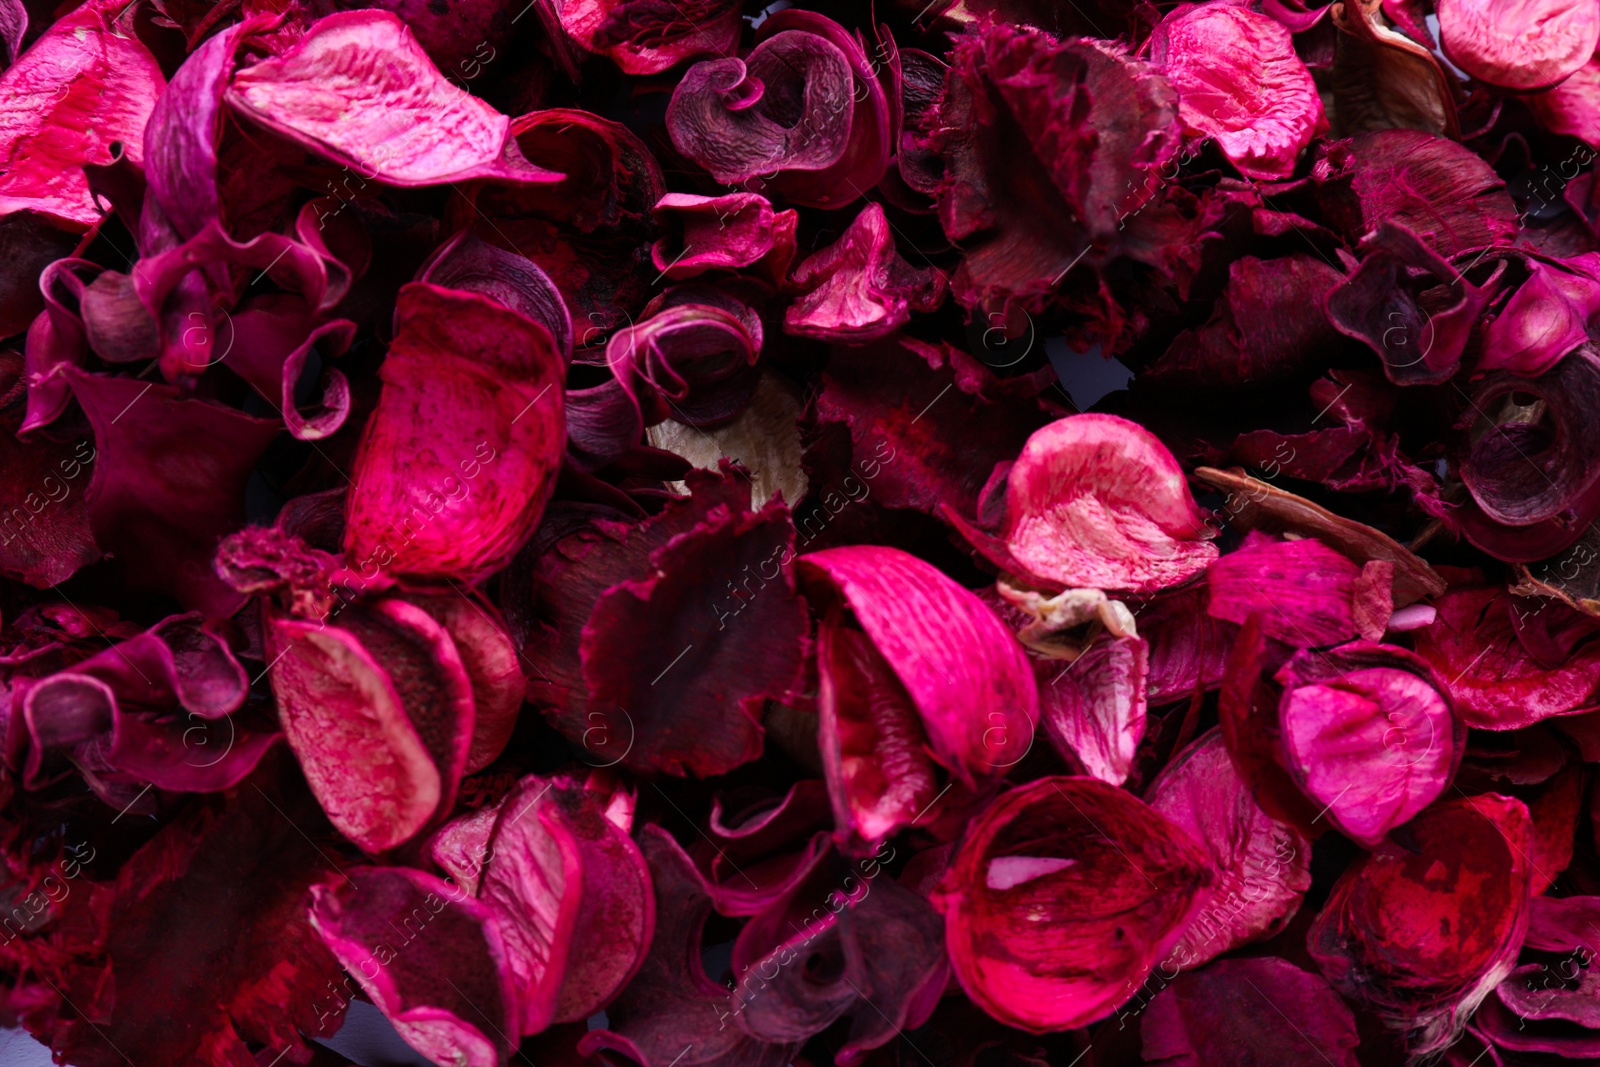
(47, 754, 350, 1067)
(566, 300, 760, 470)
(526, 465, 808, 777)
(226, 11, 562, 187)
(304, 0, 525, 74)
(732, 865, 947, 1064)
(0, 0, 22, 67)
(480, 109, 664, 236)
(932, 777, 1211, 1033)
(1141, 586, 1236, 703)
(555, 0, 743, 75)
(1490, 895, 1600, 1041)
(650, 193, 797, 283)
(813, 621, 939, 851)
(581, 826, 797, 1067)
(1316, 131, 1518, 258)
(1511, 520, 1600, 615)
(784, 202, 945, 343)
(344, 283, 565, 583)
(995, 414, 1217, 593)
(1140, 957, 1360, 1066)
(1437, 0, 1598, 89)
(1275, 642, 1461, 847)
(309, 867, 518, 1067)
(0, 0, 163, 229)
(221, 307, 354, 442)
(1192, 467, 1445, 607)
(1037, 633, 1147, 786)
(1144, 254, 1350, 390)
(265, 596, 474, 853)
(1216, 614, 1326, 833)
(1147, 729, 1310, 966)
(143, 16, 273, 245)
(1151, 4, 1326, 180)
(927, 24, 1181, 318)
(1527, 55, 1600, 144)
(15, 613, 279, 795)
(473, 775, 654, 1032)
(799, 545, 1039, 789)
(648, 371, 809, 513)
(1413, 584, 1600, 728)
(419, 229, 574, 364)
(64, 369, 280, 616)
(1308, 794, 1534, 1057)
(1205, 534, 1376, 647)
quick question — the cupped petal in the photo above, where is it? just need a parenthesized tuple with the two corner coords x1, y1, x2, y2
(1037, 633, 1147, 786)
(931, 776, 1213, 1033)
(799, 544, 1039, 787)
(1438, 0, 1598, 89)
(1147, 728, 1311, 967)
(1000, 414, 1217, 594)
(344, 282, 566, 583)
(783, 202, 945, 343)
(0, 0, 164, 229)
(265, 614, 443, 854)
(1275, 643, 1462, 847)
(1307, 794, 1534, 1058)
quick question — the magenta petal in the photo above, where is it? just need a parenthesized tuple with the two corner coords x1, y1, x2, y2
(931, 777, 1213, 1033)
(1152, 4, 1326, 179)
(1205, 534, 1363, 647)
(784, 202, 945, 343)
(1438, 0, 1598, 89)
(309, 867, 518, 1067)
(556, 0, 744, 76)
(1147, 729, 1310, 967)
(344, 282, 566, 583)
(226, 11, 562, 188)
(1038, 633, 1147, 786)
(64, 369, 280, 615)
(1002, 414, 1217, 593)
(650, 192, 791, 281)
(800, 545, 1039, 787)
(0, 0, 164, 230)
